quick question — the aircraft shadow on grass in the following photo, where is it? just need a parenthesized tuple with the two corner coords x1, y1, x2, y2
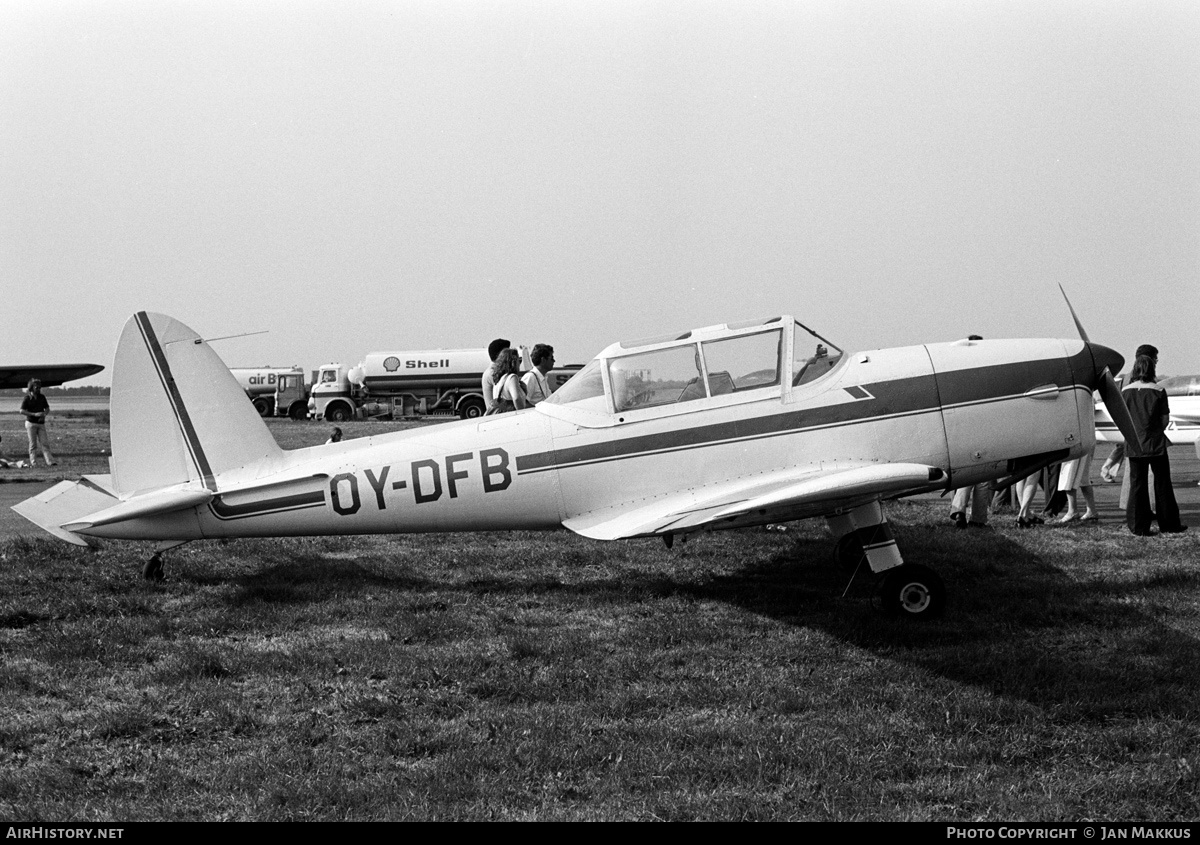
(182, 522, 1200, 722)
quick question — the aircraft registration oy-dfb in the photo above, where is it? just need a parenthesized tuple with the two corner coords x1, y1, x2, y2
(14, 296, 1137, 619)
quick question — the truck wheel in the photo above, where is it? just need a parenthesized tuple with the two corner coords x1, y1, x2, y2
(252, 398, 270, 416)
(458, 398, 486, 419)
(288, 403, 308, 421)
(325, 403, 353, 423)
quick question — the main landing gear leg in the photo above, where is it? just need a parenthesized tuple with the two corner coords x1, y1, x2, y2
(826, 501, 945, 619)
(142, 541, 190, 582)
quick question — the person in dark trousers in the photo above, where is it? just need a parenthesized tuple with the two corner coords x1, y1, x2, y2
(1122, 345, 1186, 536)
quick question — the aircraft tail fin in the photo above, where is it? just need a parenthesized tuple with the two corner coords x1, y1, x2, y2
(109, 312, 283, 497)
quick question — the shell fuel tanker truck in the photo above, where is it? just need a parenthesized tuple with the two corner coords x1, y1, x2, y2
(309, 348, 581, 422)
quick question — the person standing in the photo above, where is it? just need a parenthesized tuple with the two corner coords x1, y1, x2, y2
(481, 338, 511, 414)
(1056, 451, 1099, 523)
(521, 344, 555, 405)
(1013, 474, 1044, 528)
(20, 379, 56, 467)
(949, 483, 990, 529)
(487, 348, 529, 414)
(1123, 345, 1186, 535)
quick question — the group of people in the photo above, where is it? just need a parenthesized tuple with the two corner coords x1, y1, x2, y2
(480, 338, 556, 414)
(320, 338, 556, 441)
(0, 378, 57, 469)
(949, 342, 1187, 536)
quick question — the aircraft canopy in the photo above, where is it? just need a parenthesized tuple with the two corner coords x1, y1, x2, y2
(544, 317, 843, 416)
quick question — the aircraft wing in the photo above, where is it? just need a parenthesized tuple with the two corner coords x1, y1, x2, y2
(562, 462, 945, 541)
(0, 363, 105, 390)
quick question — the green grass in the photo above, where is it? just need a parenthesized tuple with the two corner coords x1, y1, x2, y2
(2, 503, 1199, 821)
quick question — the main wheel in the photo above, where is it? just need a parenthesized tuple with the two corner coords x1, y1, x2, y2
(252, 397, 270, 416)
(878, 564, 945, 619)
(288, 402, 308, 420)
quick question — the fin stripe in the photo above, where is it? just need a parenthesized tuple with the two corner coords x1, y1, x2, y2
(134, 312, 217, 491)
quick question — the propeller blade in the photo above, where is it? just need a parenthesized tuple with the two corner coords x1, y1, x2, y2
(1098, 368, 1139, 445)
(1059, 284, 1090, 343)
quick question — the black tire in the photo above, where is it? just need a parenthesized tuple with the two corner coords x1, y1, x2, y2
(878, 564, 946, 619)
(325, 403, 353, 423)
(252, 397, 270, 416)
(834, 534, 864, 571)
(288, 402, 308, 421)
(459, 398, 486, 419)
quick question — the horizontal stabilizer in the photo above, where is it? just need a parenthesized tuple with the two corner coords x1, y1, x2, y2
(62, 486, 214, 532)
(12, 480, 120, 546)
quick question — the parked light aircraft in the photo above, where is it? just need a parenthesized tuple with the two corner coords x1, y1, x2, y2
(14, 304, 1136, 619)
(0, 363, 104, 390)
(1094, 373, 1200, 447)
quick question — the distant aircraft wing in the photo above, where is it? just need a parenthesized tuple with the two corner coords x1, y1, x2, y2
(563, 462, 945, 541)
(0, 363, 104, 389)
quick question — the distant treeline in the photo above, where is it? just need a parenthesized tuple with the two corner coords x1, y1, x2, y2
(0, 385, 111, 397)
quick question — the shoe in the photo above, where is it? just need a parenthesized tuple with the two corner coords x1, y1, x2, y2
(1081, 514, 1100, 523)
(1131, 529, 1157, 537)
(1016, 516, 1038, 529)
(951, 512, 967, 530)
(1059, 512, 1081, 524)
(1160, 526, 1189, 534)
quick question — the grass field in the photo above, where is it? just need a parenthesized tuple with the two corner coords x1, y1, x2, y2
(3, 417, 1200, 820)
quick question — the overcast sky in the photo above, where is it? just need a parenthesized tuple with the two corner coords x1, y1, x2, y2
(3, 0, 1198, 385)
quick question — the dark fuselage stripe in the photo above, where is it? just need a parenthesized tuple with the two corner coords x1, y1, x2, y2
(516, 353, 1089, 475)
(135, 312, 217, 491)
(211, 490, 326, 519)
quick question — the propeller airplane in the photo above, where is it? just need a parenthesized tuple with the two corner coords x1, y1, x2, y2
(1094, 373, 1200, 447)
(13, 301, 1137, 619)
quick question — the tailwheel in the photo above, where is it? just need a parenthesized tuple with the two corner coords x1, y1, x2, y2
(143, 553, 165, 582)
(878, 564, 945, 619)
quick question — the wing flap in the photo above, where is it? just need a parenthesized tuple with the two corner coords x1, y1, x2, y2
(712, 463, 944, 520)
(564, 462, 944, 541)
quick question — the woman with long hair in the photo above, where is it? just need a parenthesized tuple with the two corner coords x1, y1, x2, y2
(1123, 348, 1186, 535)
(488, 348, 529, 414)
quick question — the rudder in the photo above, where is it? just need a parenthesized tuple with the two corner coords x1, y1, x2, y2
(110, 312, 282, 496)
